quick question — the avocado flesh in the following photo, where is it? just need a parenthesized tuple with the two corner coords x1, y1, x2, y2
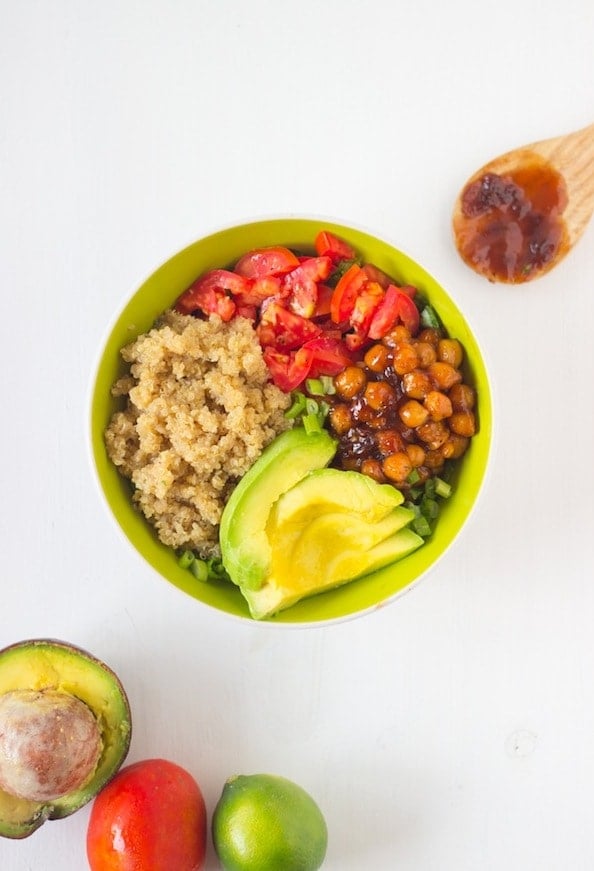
(240, 467, 424, 620)
(219, 427, 337, 590)
(0, 639, 131, 839)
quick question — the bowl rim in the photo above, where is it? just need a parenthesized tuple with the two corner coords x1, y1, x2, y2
(87, 213, 494, 628)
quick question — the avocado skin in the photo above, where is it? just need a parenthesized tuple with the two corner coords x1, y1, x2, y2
(219, 427, 337, 591)
(0, 639, 132, 840)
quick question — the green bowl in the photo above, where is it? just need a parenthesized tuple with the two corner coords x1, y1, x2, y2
(89, 218, 492, 626)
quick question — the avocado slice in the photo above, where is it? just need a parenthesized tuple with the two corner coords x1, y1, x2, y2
(268, 467, 404, 529)
(219, 427, 337, 591)
(0, 639, 131, 839)
(239, 467, 424, 619)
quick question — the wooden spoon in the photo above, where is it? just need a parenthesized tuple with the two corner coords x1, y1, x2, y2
(452, 122, 594, 283)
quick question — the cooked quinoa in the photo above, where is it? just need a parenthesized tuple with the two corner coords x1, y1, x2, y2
(104, 309, 292, 557)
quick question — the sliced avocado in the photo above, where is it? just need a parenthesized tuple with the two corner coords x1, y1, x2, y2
(219, 427, 337, 590)
(0, 639, 131, 840)
(237, 467, 424, 619)
(268, 467, 404, 529)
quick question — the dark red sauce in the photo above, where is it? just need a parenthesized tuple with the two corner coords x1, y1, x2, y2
(453, 154, 569, 283)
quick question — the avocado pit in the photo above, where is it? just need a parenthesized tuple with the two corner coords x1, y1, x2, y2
(0, 688, 102, 802)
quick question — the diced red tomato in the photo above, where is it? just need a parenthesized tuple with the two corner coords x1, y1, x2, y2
(368, 284, 420, 339)
(234, 246, 300, 279)
(303, 335, 352, 377)
(257, 301, 321, 351)
(362, 262, 392, 289)
(314, 230, 356, 262)
(233, 275, 282, 307)
(330, 263, 368, 323)
(282, 256, 332, 318)
(350, 281, 384, 334)
(174, 269, 244, 320)
(262, 347, 312, 392)
(312, 284, 334, 318)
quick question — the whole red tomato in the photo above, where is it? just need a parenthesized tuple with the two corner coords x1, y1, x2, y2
(86, 758, 206, 871)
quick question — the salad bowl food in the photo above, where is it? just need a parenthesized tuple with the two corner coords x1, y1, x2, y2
(90, 217, 492, 625)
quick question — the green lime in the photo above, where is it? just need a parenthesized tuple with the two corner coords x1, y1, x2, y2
(212, 773, 328, 871)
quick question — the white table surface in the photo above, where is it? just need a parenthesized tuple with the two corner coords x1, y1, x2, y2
(2, 2, 594, 869)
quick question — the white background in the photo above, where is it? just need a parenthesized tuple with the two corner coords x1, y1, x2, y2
(2, 2, 594, 869)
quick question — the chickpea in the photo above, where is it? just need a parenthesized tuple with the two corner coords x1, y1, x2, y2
(398, 399, 429, 428)
(415, 341, 437, 368)
(364, 380, 396, 411)
(449, 382, 475, 412)
(424, 390, 453, 421)
(383, 324, 411, 346)
(364, 343, 390, 372)
(441, 435, 469, 459)
(405, 443, 426, 467)
(329, 404, 352, 435)
(334, 365, 366, 400)
(376, 429, 405, 456)
(402, 370, 433, 400)
(437, 338, 463, 368)
(449, 411, 476, 437)
(392, 343, 419, 375)
(424, 450, 445, 471)
(361, 458, 386, 483)
(428, 361, 463, 391)
(418, 327, 441, 348)
(367, 413, 388, 431)
(416, 420, 450, 449)
(382, 451, 413, 483)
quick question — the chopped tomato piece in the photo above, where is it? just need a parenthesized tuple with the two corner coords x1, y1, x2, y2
(312, 283, 334, 318)
(234, 275, 282, 307)
(330, 263, 368, 323)
(262, 347, 312, 392)
(282, 256, 332, 318)
(303, 336, 352, 377)
(362, 262, 393, 289)
(314, 230, 356, 262)
(234, 246, 300, 279)
(350, 281, 384, 334)
(257, 301, 321, 351)
(174, 269, 244, 320)
(368, 284, 420, 339)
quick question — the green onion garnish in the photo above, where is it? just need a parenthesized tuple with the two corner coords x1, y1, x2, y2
(177, 550, 195, 569)
(435, 477, 452, 498)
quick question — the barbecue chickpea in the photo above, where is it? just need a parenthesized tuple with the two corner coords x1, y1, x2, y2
(335, 365, 366, 399)
(383, 324, 411, 346)
(376, 429, 405, 456)
(415, 341, 437, 368)
(364, 380, 396, 411)
(441, 435, 469, 459)
(424, 390, 453, 421)
(417, 420, 450, 449)
(405, 443, 426, 467)
(360, 458, 386, 482)
(382, 452, 413, 483)
(449, 411, 476, 437)
(329, 403, 352, 435)
(449, 383, 475, 411)
(364, 343, 390, 372)
(392, 343, 419, 375)
(402, 370, 433, 399)
(398, 399, 429, 428)
(425, 450, 445, 471)
(428, 361, 463, 390)
(418, 327, 441, 348)
(437, 338, 463, 368)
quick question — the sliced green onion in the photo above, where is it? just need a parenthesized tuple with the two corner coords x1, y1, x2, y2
(435, 477, 452, 499)
(305, 397, 320, 416)
(317, 400, 330, 422)
(303, 412, 322, 434)
(320, 375, 336, 395)
(423, 478, 436, 499)
(177, 550, 195, 569)
(190, 559, 209, 582)
(407, 468, 421, 485)
(420, 497, 439, 520)
(305, 378, 325, 396)
(420, 305, 441, 329)
(412, 515, 432, 537)
(284, 392, 307, 419)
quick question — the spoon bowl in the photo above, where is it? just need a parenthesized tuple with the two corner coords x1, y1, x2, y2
(453, 122, 594, 283)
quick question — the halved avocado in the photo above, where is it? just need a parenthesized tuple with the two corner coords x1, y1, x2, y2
(0, 638, 132, 839)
